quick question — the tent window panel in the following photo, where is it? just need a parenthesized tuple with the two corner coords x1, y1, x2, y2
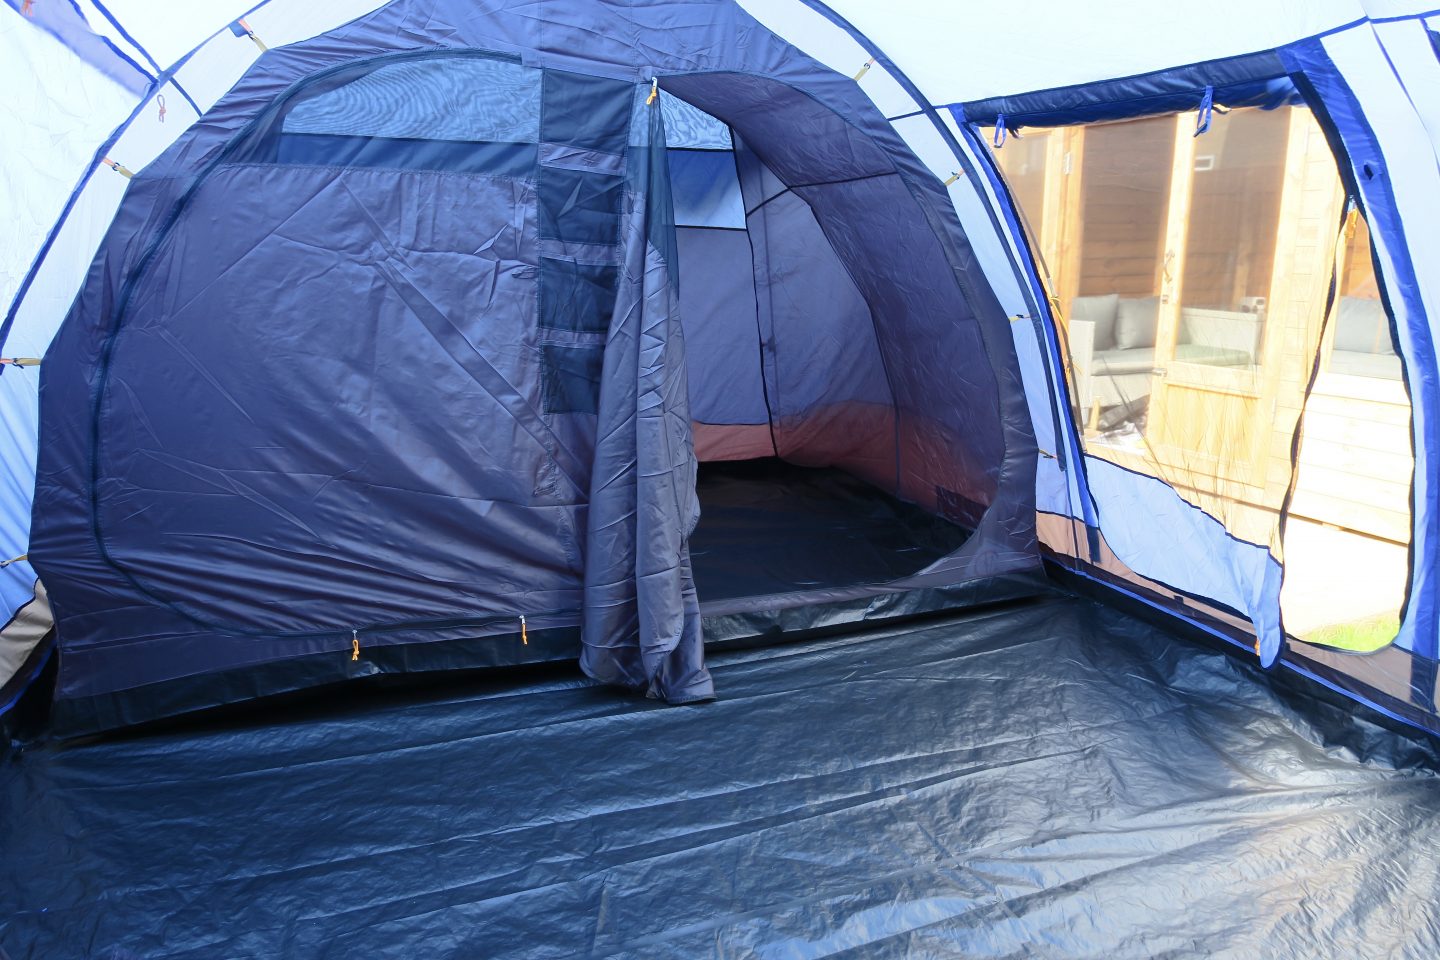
(281, 57, 542, 143)
(1325, 216, 1402, 381)
(987, 105, 1352, 539)
(540, 70, 634, 156)
(539, 343, 604, 415)
(539, 257, 619, 334)
(235, 55, 544, 172)
(659, 95, 733, 150)
(990, 101, 1416, 651)
(537, 167, 625, 245)
(1283, 209, 1413, 651)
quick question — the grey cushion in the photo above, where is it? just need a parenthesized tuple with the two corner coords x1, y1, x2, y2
(1070, 293, 1120, 350)
(1330, 349, 1403, 380)
(1114, 295, 1160, 350)
(1334, 296, 1392, 354)
(1093, 347, 1156, 376)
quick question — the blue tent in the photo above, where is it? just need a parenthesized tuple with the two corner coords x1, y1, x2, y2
(0, 1, 1438, 744)
(7, 2, 1440, 956)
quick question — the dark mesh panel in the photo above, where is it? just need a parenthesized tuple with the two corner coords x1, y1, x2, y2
(282, 56, 540, 142)
(539, 257, 619, 334)
(540, 344, 605, 414)
(537, 167, 624, 244)
(541, 70, 633, 155)
(274, 135, 536, 175)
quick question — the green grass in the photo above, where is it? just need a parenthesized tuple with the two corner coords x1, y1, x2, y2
(1299, 614, 1400, 653)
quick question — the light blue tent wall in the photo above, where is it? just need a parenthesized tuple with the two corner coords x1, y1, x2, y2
(2, 0, 1440, 735)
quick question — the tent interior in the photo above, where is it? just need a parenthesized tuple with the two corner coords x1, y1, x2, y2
(659, 93, 983, 615)
(7, 0, 1440, 956)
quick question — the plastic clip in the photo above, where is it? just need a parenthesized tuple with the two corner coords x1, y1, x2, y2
(232, 18, 268, 51)
(101, 157, 134, 179)
(1195, 86, 1214, 137)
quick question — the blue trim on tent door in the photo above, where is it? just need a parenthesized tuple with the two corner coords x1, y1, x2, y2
(956, 49, 1298, 128)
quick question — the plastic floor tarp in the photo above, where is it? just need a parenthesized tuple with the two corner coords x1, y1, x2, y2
(3, 595, 1439, 958)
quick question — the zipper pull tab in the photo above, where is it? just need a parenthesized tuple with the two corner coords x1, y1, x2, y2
(351, 629, 360, 661)
(520, 615, 528, 646)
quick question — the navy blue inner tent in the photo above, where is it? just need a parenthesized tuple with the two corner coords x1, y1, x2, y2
(25, 1, 1038, 733)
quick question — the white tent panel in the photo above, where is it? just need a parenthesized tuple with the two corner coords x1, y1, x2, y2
(1372, 19, 1440, 158)
(0, 14, 135, 322)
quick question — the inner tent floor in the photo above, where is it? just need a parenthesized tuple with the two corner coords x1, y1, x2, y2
(689, 458, 970, 604)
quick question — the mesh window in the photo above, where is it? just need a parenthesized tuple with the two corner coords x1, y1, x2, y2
(537, 166, 624, 244)
(990, 103, 1414, 653)
(540, 344, 605, 414)
(659, 93, 733, 150)
(1282, 209, 1413, 651)
(282, 57, 540, 143)
(234, 54, 543, 175)
(538, 258, 619, 334)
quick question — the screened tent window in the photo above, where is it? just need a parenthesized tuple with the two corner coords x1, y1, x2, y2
(658, 92, 744, 230)
(1324, 215, 1403, 381)
(991, 129, 1051, 249)
(990, 102, 1415, 653)
(1281, 208, 1413, 652)
(1175, 106, 1288, 373)
(282, 57, 542, 142)
(243, 55, 545, 176)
